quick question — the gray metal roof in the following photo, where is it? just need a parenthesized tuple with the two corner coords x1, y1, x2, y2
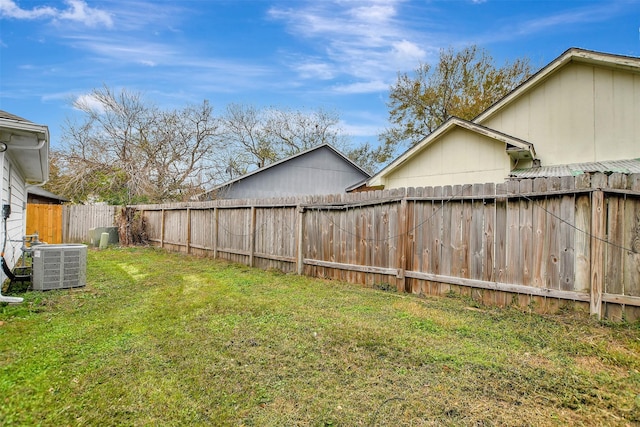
(28, 186, 68, 202)
(510, 159, 640, 178)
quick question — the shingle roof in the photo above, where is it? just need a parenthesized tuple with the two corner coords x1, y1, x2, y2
(509, 159, 640, 178)
(0, 110, 30, 122)
(199, 143, 371, 198)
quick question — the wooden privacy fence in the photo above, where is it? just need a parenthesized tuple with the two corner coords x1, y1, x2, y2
(27, 204, 121, 244)
(129, 173, 640, 321)
(62, 205, 120, 243)
(26, 204, 63, 244)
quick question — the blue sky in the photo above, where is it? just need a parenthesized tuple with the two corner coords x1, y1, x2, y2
(1, 0, 640, 152)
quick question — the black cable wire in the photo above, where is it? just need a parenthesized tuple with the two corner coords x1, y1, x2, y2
(313, 185, 637, 254)
(519, 192, 637, 254)
(1, 214, 15, 281)
(319, 184, 470, 242)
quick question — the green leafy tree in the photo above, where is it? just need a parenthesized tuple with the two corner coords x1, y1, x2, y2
(345, 140, 396, 175)
(381, 45, 533, 149)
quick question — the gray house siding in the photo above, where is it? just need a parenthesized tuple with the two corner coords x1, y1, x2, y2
(206, 145, 370, 200)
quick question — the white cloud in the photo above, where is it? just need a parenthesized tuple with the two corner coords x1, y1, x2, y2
(57, 0, 112, 28)
(268, 0, 433, 94)
(0, 0, 56, 19)
(475, 2, 625, 45)
(138, 60, 157, 67)
(348, 3, 397, 24)
(339, 119, 384, 138)
(73, 93, 106, 113)
(516, 5, 618, 35)
(63, 34, 175, 65)
(0, 0, 112, 27)
(332, 80, 389, 94)
(391, 39, 426, 64)
(293, 60, 336, 80)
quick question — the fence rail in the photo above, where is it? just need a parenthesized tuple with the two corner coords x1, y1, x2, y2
(128, 173, 640, 321)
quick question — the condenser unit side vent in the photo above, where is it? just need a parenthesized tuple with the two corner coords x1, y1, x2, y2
(32, 244, 87, 291)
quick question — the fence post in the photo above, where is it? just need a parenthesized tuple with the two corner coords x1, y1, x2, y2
(186, 208, 191, 255)
(296, 205, 305, 275)
(160, 208, 166, 249)
(590, 174, 606, 319)
(249, 206, 256, 267)
(212, 207, 218, 259)
(397, 196, 408, 292)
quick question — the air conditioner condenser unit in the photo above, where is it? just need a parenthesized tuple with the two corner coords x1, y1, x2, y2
(32, 244, 87, 291)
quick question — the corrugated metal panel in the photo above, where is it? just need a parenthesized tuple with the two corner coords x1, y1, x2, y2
(510, 159, 640, 178)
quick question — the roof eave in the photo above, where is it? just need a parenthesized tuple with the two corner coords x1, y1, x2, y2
(370, 117, 536, 183)
(0, 118, 50, 183)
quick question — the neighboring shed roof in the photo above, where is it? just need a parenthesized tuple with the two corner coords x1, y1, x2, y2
(509, 159, 640, 179)
(221, 144, 369, 188)
(27, 186, 69, 202)
(200, 144, 370, 199)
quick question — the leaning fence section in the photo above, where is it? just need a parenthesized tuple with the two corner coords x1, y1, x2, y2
(129, 173, 640, 322)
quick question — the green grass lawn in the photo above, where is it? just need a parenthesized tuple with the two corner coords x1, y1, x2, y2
(1, 247, 639, 426)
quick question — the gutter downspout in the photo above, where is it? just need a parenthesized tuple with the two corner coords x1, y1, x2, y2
(9, 137, 47, 150)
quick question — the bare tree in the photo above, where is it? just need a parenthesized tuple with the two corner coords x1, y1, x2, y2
(263, 107, 347, 156)
(222, 104, 274, 169)
(50, 86, 223, 204)
(220, 104, 349, 171)
(49, 87, 377, 202)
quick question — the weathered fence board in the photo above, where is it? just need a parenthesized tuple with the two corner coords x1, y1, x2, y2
(63, 205, 119, 243)
(126, 173, 640, 321)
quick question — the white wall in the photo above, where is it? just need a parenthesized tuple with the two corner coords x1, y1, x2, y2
(480, 61, 640, 166)
(381, 127, 511, 188)
(2, 153, 27, 271)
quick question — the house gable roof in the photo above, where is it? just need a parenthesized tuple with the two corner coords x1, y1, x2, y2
(475, 47, 640, 124)
(0, 110, 49, 183)
(201, 143, 371, 198)
(369, 117, 535, 184)
(366, 48, 640, 190)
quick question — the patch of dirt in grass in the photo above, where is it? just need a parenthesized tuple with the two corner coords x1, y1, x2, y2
(574, 355, 622, 375)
